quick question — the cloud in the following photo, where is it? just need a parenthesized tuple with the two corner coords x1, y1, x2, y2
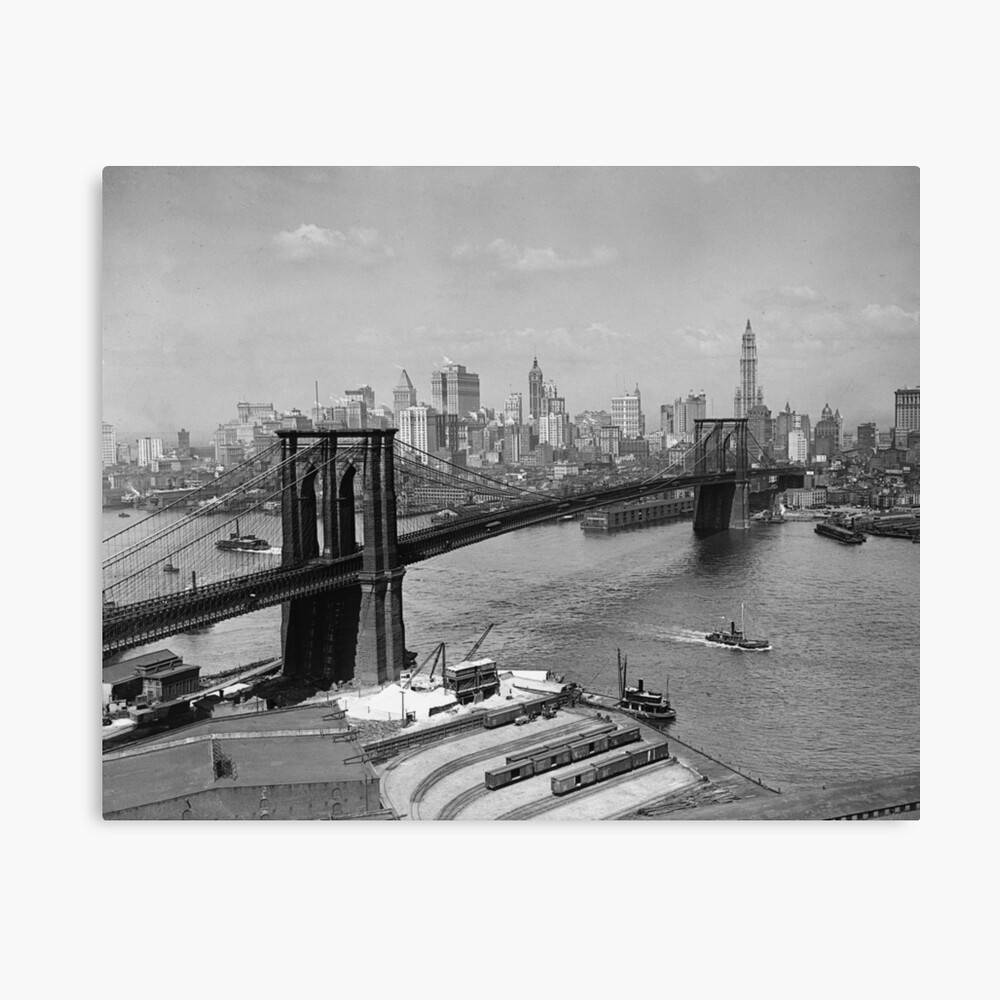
(673, 326, 729, 358)
(272, 224, 394, 264)
(861, 303, 919, 333)
(451, 238, 620, 272)
(779, 285, 819, 302)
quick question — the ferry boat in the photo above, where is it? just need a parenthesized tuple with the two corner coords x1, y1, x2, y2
(163, 560, 180, 574)
(615, 650, 676, 722)
(705, 604, 771, 650)
(814, 520, 865, 545)
(118, 512, 131, 518)
(216, 519, 270, 552)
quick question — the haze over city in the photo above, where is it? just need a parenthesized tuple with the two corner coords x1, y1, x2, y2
(102, 166, 918, 442)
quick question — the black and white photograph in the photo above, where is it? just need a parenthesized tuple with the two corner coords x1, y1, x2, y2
(16, 3, 995, 994)
(100, 166, 919, 822)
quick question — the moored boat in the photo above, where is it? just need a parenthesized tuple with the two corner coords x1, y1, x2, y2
(615, 649, 676, 722)
(755, 507, 786, 524)
(814, 520, 865, 544)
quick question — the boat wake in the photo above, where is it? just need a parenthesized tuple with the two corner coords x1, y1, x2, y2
(659, 627, 772, 651)
(662, 627, 719, 646)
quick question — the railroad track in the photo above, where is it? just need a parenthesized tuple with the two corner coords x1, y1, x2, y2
(409, 718, 596, 820)
(496, 757, 682, 821)
(437, 784, 491, 820)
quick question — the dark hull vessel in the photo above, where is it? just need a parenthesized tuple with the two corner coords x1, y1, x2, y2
(814, 521, 865, 545)
(615, 650, 676, 722)
(705, 604, 771, 650)
(216, 518, 270, 552)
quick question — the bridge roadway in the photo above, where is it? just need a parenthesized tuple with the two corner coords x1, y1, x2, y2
(103, 468, 792, 654)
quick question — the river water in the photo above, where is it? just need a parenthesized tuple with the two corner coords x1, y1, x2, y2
(102, 509, 919, 791)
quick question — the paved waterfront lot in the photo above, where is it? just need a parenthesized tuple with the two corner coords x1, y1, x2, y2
(380, 707, 704, 820)
(456, 755, 701, 820)
(381, 709, 601, 819)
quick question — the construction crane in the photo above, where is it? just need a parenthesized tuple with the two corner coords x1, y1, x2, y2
(403, 642, 446, 690)
(464, 623, 495, 662)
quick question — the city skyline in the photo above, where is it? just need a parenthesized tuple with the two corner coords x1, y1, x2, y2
(103, 167, 919, 441)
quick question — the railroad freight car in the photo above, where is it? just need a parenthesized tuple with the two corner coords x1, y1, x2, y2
(484, 760, 535, 790)
(484, 704, 525, 729)
(550, 741, 671, 796)
(607, 725, 641, 750)
(530, 746, 573, 774)
(506, 723, 615, 764)
(625, 741, 671, 769)
(483, 693, 563, 730)
(550, 766, 599, 796)
(568, 732, 610, 761)
(506, 743, 552, 764)
(592, 752, 634, 781)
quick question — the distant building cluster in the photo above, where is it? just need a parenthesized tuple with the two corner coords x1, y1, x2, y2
(102, 321, 919, 512)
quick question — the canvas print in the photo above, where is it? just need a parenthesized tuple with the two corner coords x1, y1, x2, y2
(101, 166, 919, 820)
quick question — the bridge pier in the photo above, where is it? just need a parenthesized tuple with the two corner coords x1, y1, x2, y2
(355, 567, 408, 686)
(692, 418, 751, 534)
(277, 429, 406, 690)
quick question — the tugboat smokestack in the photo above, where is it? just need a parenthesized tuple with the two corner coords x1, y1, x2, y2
(638, 679, 644, 693)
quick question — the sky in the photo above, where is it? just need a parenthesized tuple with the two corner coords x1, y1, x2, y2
(102, 166, 919, 444)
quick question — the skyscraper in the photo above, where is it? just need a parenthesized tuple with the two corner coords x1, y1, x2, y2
(894, 386, 920, 433)
(431, 361, 481, 416)
(102, 422, 117, 468)
(345, 385, 375, 411)
(734, 319, 764, 417)
(528, 357, 544, 420)
(393, 369, 417, 416)
(504, 392, 523, 426)
(397, 404, 434, 458)
(137, 437, 163, 468)
(611, 386, 644, 439)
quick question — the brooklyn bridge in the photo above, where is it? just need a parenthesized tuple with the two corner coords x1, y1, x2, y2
(102, 419, 803, 685)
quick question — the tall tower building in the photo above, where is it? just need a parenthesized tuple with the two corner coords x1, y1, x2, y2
(734, 319, 764, 417)
(397, 404, 434, 459)
(177, 428, 190, 458)
(504, 392, 523, 426)
(894, 386, 920, 433)
(345, 385, 375, 411)
(137, 437, 163, 468)
(611, 386, 644, 439)
(102, 422, 117, 468)
(431, 362, 480, 416)
(393, 369, 417, 416)
(528, 357, 544, 420)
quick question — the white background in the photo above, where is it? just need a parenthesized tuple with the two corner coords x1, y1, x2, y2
(5, 2, 987, 997)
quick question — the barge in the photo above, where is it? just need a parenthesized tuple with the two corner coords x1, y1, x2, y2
(580, 491, 694, 532)
(814, 520, 866, 545)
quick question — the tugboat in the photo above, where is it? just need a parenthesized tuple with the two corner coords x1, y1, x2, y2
(118, 511, 131, 518)
(615, 649, 676, 722)
(216, 519, 270, 552)
(705, 604, 771, 650)
(163, 558, 180, 574)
